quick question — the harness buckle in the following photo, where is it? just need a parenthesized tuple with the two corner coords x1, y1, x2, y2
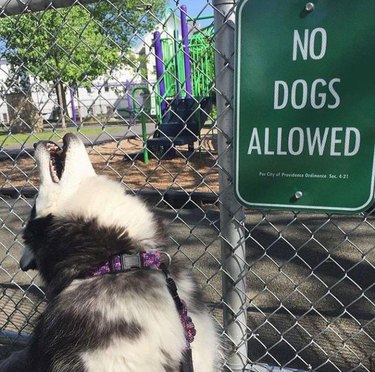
(120, 253, 141, 270)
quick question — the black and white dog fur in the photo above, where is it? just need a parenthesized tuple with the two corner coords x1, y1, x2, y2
(2, 134, 219, 371)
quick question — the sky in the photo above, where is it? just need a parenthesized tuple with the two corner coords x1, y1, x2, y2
(168, 0, 213, 18)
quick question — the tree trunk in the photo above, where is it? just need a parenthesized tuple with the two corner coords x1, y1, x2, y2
(55, 80, 66, 129)
(76, 88, 82, 127)
(6, 92, 44, 133)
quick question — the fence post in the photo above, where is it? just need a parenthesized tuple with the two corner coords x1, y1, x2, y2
(213, 1, 249, 371)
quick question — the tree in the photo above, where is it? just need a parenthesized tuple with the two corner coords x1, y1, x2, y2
(0, 1, 166, 130)
(2, 65, 44, 133)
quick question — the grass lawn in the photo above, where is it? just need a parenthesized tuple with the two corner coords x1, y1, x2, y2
(0, 126, 123, 147)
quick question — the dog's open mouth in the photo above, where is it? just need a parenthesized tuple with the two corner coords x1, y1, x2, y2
(36, 133, 91, 184)
(45, 141, 66, 183)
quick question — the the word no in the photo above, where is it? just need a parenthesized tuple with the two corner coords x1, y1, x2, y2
(293, 28, 327, 61)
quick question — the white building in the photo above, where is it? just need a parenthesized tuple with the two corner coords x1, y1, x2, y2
(0, 58, 144, 127)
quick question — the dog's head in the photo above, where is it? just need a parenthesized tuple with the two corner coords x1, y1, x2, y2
(21, 133, 163, 273)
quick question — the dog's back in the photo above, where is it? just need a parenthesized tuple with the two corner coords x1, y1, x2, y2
(30, 271, 187, 371)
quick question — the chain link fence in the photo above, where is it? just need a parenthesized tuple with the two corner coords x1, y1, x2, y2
(0, 0, 374, 371)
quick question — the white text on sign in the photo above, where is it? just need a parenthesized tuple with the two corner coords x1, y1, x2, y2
(274, 28, 341, 110)
(247, 28, 361, 158)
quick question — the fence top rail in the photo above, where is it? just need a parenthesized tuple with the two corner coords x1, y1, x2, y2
(0, 0, 98, 17)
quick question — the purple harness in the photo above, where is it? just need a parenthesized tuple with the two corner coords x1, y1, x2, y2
(87, 251, 196, 352)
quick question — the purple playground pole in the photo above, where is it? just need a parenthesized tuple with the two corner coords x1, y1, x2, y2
(180, 5, 192, 97)
(70, 86, 77, 126)
(153, 31, 167, 114)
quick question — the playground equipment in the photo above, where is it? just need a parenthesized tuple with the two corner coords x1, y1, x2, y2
(147, 5, 215, 155)
(147, 97, 212, 156)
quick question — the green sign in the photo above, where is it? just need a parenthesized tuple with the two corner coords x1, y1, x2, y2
(234, 0, 375, 213)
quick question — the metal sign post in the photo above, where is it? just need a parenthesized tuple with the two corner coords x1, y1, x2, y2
(234, 0, 375, 213)
(215, 1, 249, 371)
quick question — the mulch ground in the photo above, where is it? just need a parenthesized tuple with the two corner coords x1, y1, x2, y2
(0, 133, 219, 194)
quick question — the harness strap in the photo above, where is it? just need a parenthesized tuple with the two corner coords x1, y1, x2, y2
(164, 273, 196, 347)
(163, 267, 195, 372)
(181, 349, 194, 372)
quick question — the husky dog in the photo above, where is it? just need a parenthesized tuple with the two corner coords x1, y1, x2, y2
(6, 133, 219, 372)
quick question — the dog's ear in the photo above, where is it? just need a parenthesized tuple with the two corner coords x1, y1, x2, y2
(21, 214, 54, 271)
(23, 214, 54, 243)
